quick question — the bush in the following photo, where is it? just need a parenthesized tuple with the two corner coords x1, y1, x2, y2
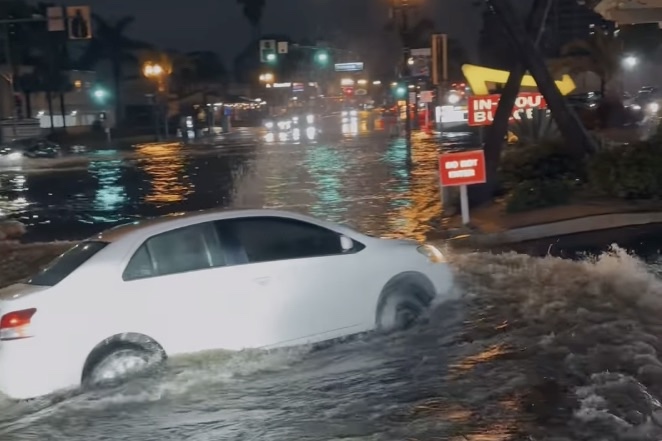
(500, 140, 586, 191)
(588, 141, 662, 199)
(506, 178, 575, 213)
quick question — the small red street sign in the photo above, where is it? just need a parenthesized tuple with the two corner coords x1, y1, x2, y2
(439, 150, 487, 187)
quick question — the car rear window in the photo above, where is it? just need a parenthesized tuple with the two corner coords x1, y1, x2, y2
(27, 241, 108, 287)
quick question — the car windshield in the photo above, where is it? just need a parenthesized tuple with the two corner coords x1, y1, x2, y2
(27, 241, 108, 287)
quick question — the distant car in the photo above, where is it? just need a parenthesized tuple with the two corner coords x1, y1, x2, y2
(0, 138, 61, 161)
(0, 209, 454, 400)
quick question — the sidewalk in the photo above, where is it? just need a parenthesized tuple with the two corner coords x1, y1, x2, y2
(440, 199, 662, 247)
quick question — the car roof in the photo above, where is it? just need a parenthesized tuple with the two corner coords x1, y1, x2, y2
(93, 208, 353, 243)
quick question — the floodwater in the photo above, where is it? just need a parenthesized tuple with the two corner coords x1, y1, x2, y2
(2, 116, 662, 440)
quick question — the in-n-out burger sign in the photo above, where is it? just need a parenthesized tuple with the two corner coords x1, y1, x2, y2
(468, 93, 547, 127)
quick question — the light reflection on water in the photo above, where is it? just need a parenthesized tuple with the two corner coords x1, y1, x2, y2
(136, 143, 194, 206)
(0, 132, 454, 242)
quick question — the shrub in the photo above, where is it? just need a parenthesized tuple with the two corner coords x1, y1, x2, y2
(506, 178, 576, 213)
(510, 109, 561, 146)
(588, 141, 662, 199)
(500, 140, 586, 191)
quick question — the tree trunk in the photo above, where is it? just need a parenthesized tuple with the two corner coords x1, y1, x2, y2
(59, 92, 67, 132)
(475, 0, 552, 205)
(488, 0, 596, 156)
(46, 90, 54, 131)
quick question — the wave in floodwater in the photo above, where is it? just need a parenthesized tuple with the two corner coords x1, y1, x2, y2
(2, 245, 662, 440)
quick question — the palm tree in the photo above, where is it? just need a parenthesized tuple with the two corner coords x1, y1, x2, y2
(236, 0, 266, 39)
(556, 31, 623, 98)
(79, 15, 150, 123)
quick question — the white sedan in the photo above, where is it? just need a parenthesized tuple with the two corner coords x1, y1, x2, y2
(0, 209, 454, 400)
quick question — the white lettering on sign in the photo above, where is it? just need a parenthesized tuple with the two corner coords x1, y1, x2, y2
(469, 93, 547, 127)
(445, 160, 458, 169)
(448, 169, 476, 179)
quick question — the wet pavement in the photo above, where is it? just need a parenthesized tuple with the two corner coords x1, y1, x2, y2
(3, 116, 662, 440)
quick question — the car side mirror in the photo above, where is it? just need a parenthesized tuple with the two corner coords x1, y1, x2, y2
(340, 235, 354, 252)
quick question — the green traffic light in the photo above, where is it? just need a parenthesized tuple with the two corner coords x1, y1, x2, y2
(395, 86, 406, 97)
(266, 52, 277, 63)
(92, 87, 108, 102)
(315, 51, 329, 65)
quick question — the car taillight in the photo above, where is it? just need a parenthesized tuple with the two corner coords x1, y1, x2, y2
(0, 308, 37, 341)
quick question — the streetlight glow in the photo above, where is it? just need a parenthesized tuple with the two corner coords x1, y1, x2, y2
(623, 55, 638, 69)
(143, 62, 165, 78)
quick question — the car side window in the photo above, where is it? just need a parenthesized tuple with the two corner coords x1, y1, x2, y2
(123, 222, 226, 281)
(220, 217, 345, 264)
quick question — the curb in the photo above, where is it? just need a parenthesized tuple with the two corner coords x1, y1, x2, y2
(460, 211, 662, 246)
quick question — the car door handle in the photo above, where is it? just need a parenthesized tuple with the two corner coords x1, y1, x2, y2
(253, 276, 271, 286)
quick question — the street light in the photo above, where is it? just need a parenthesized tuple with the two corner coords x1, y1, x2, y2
(142, 61, 171, 139)
(259, 72, 274, 83)
(623, 55, 638, 69)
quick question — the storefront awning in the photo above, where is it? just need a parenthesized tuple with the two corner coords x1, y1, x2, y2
(591, 0, 662, 25)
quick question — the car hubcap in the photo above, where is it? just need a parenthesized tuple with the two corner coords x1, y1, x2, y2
(91, 350, 150, 384)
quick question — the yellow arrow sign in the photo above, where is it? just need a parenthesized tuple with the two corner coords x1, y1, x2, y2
(461, 64, 576, 96)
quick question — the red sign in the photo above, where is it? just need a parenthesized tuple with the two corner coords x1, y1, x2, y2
(439, 150, 487, 187)
(468, 92, 547, 127)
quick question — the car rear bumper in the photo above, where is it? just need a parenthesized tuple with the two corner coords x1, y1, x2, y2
(0, 337, 79, 400)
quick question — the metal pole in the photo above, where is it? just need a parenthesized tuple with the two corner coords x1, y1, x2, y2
(460, 184, 470, 225)
(439, 33, 453, 215)
(4, 24, 17, 138)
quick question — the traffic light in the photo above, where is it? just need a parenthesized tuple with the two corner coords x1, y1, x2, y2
(393, 83, 406, 98)
(66, 6, 92, 40)
(92, 87, 109, 104)
(314, 50, 329, 66)
(260, 40, 277, 64)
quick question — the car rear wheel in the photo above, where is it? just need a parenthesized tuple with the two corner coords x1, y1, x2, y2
(83, 343, 161, 387)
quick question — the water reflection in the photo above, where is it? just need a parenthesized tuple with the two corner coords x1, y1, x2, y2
(382, 134, 443, 242)
(0, 175, 29, 218)
(89, 153, 128, 223)
(342, 117, 359, 136)
(136, 143, 193, 206)
(305, 144, 347, 221)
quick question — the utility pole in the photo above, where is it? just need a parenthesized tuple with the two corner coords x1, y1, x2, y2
(3, 23, 16, 138)
(391, 0, 413, 141)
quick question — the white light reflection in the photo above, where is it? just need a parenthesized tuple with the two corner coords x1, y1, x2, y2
(306, 126, 317, 140)
(0, 174, 30, 217)
(278, 132, 288, 142)
(342, 117, 359, 136)
(292, 128, 301, 141)
(265, 132, 275, 143)
(89, 156, 128, 222)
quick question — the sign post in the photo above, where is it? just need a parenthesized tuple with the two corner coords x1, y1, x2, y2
(439, 150, 487, 225)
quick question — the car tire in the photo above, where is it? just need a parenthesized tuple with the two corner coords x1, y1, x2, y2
(83, 342, 163, 388)
(377, 284, 429, 332)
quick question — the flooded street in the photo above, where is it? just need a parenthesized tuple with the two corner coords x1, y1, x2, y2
(2, 118, 662, 440)
(0, 118, 473, 243)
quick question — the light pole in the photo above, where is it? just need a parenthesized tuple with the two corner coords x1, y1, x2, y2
(142, 61, 170, 140)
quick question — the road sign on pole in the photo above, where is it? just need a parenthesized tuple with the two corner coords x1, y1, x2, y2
(46, 6, 65, 32)
(439, 150, 487, 225)
(277, 41, 288, 54)
(66, 6, 92, 40)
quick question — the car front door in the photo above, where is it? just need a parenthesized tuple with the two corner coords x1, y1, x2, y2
(218, 216, 376, 348)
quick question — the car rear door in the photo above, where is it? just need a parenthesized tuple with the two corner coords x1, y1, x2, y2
(116, 221, 269, 354)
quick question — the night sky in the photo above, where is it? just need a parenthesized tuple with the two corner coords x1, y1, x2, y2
(40, 0, 490, 64)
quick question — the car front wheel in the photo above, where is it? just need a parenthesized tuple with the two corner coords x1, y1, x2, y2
(377, 289, 428, 332)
